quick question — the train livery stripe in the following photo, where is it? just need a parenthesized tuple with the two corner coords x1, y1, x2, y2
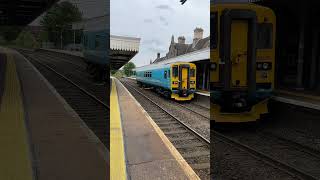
(117, 79, 201, 180)
(110, 77, 127, 180)
(0, 50, 34, 180)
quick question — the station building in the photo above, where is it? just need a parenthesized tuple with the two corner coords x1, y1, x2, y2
(152, 28, 210, 91)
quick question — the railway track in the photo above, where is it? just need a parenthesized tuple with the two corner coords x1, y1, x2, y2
(20, 51, 109, 148)
(124, 78, 210, 120)
(22, 50, 109, 104)
(120, 79, 210, 180)
(190, 102, 210, 111)
(121, 79, 319, 179)
(213, 129, 320, 180)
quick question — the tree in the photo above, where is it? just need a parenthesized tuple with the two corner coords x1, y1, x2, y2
(40, 1, 82, 48)
(123, 62, 136, 77)
(15, 30, 40, 49)
(0, 26, 23, 43)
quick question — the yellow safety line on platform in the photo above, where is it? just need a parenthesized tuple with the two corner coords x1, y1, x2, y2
(0, 51, 33, 180)
(117, 79, 201, 180)
(110, 77, 127, 180)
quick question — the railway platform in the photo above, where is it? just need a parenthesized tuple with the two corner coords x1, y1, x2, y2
(0, 47, 108, 180)
(39, 48, 84, 58)
(110, 77, 200, 179)
(273, 90, 320, 110)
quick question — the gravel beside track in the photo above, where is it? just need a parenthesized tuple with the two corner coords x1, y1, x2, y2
(123, 78, 210, 140)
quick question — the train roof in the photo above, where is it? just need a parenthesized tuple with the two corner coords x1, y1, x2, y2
(135, 61, 195, 72)
(211, 2, 274, 12)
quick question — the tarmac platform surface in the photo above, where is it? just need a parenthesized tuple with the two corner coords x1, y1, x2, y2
(0, 47, 108, 180)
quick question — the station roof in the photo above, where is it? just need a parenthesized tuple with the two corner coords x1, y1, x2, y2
(110, 35, 140, 70)
(0, 0, 58, 26)
(152, 47, 209, 66)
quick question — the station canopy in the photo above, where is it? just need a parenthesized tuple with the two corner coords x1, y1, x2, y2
(0, 0, 58, 26)
(110, 35, 140, 70)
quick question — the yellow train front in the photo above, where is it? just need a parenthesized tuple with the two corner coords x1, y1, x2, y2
(210, 3, 276, 123)
(136, 62, 196, 101)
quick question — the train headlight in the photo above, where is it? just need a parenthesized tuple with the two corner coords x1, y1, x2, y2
(257, 62, 272, 70)
(211, 63, 217, 71)
(257, 63, 262, 70)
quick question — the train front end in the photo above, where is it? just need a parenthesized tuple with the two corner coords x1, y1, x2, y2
(170, 62, 196, 101)
(211, 3, 276, 123)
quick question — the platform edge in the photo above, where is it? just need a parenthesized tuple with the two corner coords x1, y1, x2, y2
(116, 78, 201, 180)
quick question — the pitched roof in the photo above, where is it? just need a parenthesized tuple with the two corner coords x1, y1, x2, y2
(153, 34, 210, 64)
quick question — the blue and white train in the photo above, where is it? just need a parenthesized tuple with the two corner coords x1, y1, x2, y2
(135, 62, 197, 101)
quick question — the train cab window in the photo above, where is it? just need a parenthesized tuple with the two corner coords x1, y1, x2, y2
(257, 23, 273, 49)
(173, 66, 178, 77)
(211, 12, 218, 49)
(164, 71, 167, 79)
(190, 68, 195, 77)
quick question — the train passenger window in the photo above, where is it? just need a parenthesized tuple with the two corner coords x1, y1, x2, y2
(257, 23, 273, 49)
(211, 12, 218, 49)
(173, 66, 178, 77)
(164, 71, 167, 79)
(150, 72, 152, 77)
(168, 70, 170, 78)
(190, 69, 195, 77)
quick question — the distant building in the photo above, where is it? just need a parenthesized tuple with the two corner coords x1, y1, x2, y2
(151, 27, 210, 91)
(153, 27, 209, 63)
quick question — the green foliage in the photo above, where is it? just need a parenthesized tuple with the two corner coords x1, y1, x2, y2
(112, 70, 125, 79)
(14, 30, 40, 49)
(0, 26, 23, 42)
(123, 62, 136, 77)
(39, 31, 49, 42)
(40, 1, 82, 48)
(111, 70, 118, 75)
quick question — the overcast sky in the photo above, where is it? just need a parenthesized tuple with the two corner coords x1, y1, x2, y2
(111, 0, 209, 67)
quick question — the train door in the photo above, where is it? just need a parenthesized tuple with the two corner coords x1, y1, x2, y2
(231, 20, 248, 87)
(220, 9, 257, 96)
(179, 65, 190, 91)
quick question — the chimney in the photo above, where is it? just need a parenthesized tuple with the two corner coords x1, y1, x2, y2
(178, 36, 185, 44)
(157, 53, 160, 59)
(193, 27, 204, 42)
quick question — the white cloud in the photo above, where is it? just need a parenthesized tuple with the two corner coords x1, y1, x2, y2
(111, 0, 210, 67)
